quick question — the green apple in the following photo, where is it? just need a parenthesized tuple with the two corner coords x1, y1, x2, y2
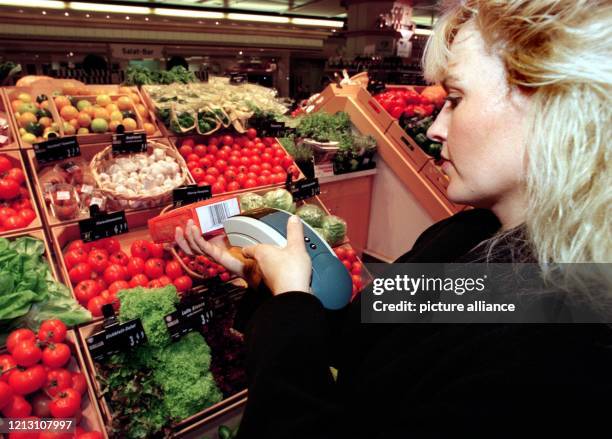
(77, 100, 92, 111)
(18, 103, 37, 114)
(91, 118, 109, 133)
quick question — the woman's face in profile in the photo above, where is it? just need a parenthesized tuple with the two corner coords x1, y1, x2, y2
(427, 22, 531, 220)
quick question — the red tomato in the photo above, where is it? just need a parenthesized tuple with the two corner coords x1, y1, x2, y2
(256, 175, 270, 186)
(0, 381, 12, 410)
(11, 198, 32, 211)
(8, 365, 46, 395)
(87, 296, 107, 317)
(288, 165, 300, 179)
(158, 275, 173, 286)
(18, 208, 36, 225)
(186, 153, 200, 163)
(6, 329, 35, 354)
(173, 275, 192, 293)
(214, 159, 228, 172)
(42, 343, 71, 369)
(334, 247, 347, 259)
(187, 161, 200, 172)
(109, 250, 129, 266)
(71, 372, 87, 395)
(6, 168, 25, 185)
(194, 144, 207, 157)
(205, 267, 218, 278)
(0, 155, 12, 174)
(130, 240, 150, 259)
(103, 264, 128, 284)
(148, 279, 163, 288)
(179, 144, 193, 158)
(144, 258, 165, 279)
(204, 153, 215, 163)
(228, 156, 241, 167)
(352, 275, 363, 291)
(165, 261, 183, 280)
(281, 156, 294, 169)
(191, 167, 205, 182)
(199, 157, 212, 168)
(227, 181, 240, 191)
(248, 164, 261, 175)
(68, 263, 92, 285)
(0, 354, 17, 383)
(147, 242, 164, 259)
(64, 248, 88, 270)
(202, 174, 216, 186)
(246, 172, 258, 181)
(260, 169, 272, 177)
(44, 368, 72, 397)
(260, 152, 273, 163)
(243, 178, 257, 189)
(206, 166, 220, 177)
(342, 260, 352, 271)
(50, 388, 81, 418)
(208, 144, 219, 155)
(345, 248, 357, 262)
(181, 138, 195, 148)
(239, 156, 251, 167)
(216, 150, 229, 160)
(108, 280, 130, 295)
(351, 262, 362, 275)
(12, 340, 42, 367)
(38, 319, 67, 343)
(3, 215, 26, 230)
(271, 156, 282, 167)
(236, 173, 247, 187)
(2, 394, 31, 417)
(74, 280, 100, 304)
(126, 256, 145, 277)
(211, 182, 225, 195)
(219, 272, 231, 282)
(0, 178, 20, 200)
(246, 128, 257, 139)
(224, 169, 237, 181)
(101, 238, 121, 253)
(87, 249, 109, 273)
(222, 135, 234, 146)
(129, 273, 149, 288)
(272, 173, 287, 184)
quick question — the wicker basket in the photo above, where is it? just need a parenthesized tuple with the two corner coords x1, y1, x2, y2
(91, 140, 189, 210)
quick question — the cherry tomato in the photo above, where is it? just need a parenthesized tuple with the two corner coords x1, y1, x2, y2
(71, 372, 87, 395)
(147, 242, 164, 259)
(222, 135, 234, 146)
(173, 275, 192, 293)
(6, 168, 25, 185)
(12, 341, 42, 367)
(42, 343, 71, 369)
(165, 261, 183, 280)
(109, 250, 129, 266)
(0, 155, 12, 174)
(127, 257, 145, 277)
(0, 178, 20, 199)
(38, 319, 67, 343)
(68, 262, 92, 285)
(44, 368, 72, 397)
(74, 280, 100, 304)
(246, 128, 257, 139)
(0, 381, 13, 410)
(108, 280, 130, 295)
(0, 354, 17, 383)
(128, 273, 149, 288)
(6, 329, 36, 354)
(87, 249, 109, 274)
(2, 394, 31, 417)
(144, 258, 165, 279)
(50, 388, 81, 418)
(103, 264, 128, 284)
(87, 296, 107, 318)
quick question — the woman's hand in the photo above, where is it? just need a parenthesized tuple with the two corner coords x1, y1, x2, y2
(242, 215, 312, 296)
(175, 219, 246, 277)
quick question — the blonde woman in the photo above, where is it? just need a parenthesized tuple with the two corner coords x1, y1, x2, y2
(175, 0, 611, 437)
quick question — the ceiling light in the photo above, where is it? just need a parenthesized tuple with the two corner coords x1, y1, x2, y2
(144, 17, 149, 21)
(42, 10, 46, 15)
(69, 2, 150, 14)
(64, 11, 69, 16)
(291, 18, 344, 27)
(125, 15, 129, 20)
(414, 28, 433, 36)
(215, 21, 219, 25)
(85, 13, 89, 17)
(0, 0, 64, 8)
(153, 8, 223, 19)
(227, 13, 289, 24)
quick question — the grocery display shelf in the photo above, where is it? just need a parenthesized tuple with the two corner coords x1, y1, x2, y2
(0, 90, 20, 151)
(25, 138, 193, 228)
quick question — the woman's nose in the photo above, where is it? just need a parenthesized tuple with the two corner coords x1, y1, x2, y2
(427, 107, 449, 143)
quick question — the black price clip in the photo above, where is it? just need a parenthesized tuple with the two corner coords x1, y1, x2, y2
(268, 121, 286, 137)
(112, 124, 147, 155)
(172, 184, 212, 208)
(164, 295, 214, 342)
(34, 135, 81, 164)
(290, 177, 320, 201)
(86, 307, 147, 362)
(230, 73, 248, 85)
(79, 207, 129, 242)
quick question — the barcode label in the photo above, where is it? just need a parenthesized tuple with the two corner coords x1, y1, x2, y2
(56, 191, 71, 201)
(195, 198, 240, 234)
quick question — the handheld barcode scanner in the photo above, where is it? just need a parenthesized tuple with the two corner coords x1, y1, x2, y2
(223, 208, 353, 310)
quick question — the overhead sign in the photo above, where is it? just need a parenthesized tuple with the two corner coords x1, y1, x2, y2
(110, 44, 163, 60)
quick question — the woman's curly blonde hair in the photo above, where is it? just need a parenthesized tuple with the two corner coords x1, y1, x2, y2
(423, 0, 611, 291)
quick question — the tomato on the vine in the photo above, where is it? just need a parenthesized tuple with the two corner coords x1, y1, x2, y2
(0, 354, 17, 383)
(6, 329, 36, 354)
(8, 365, 46, 395)
(74, 280, 100, 304)
(44, 368, 72, 397)
(38, 319, 67, 343)
(12, 340, 42, 367)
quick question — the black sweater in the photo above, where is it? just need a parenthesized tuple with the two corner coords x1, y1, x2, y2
(236, 209, 612, 438)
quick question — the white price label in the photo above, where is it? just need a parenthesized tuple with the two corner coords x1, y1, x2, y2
(90, 197, 104, 207)
(0, 135, 8, 145)
(195, 198, 240, 234)
(0, 117, 7, 126)
(56, 191, 71, 201)
(81, 184, 93, 194)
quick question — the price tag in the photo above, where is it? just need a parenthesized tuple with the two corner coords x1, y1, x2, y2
(290, 177, 320, 201)
(80, 184, 94, 194)
(229, 73, 248, 85)
(79, 210, 128, 242)
(172, 184, 212, 208)
(0, 135, 8, 145)
(34, 136, 81, 164)
(56, 191, 71, 201)
(268, 121, 286, 137)
(86, 318, 147, 361)
(164, 295, 214, 341)
(112, 132, 147, 154)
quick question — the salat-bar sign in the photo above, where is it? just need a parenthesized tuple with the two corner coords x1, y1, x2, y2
(110, 44, 163, 59)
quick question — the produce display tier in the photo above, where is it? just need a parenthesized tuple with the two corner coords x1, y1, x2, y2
(0, 90, 20, 150)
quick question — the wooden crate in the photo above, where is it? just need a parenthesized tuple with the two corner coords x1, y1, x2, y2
(354, 87, 394, 133)
(0, 149, 44, 235)
(0, 88, 20, 150)
(3, 86, 65, 149)
(385, 120, 430, 171)
(25, 138, 192, 228)
(0, 329, 108, 438)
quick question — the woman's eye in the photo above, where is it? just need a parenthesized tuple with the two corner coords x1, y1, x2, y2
(445, 96, 462, 109)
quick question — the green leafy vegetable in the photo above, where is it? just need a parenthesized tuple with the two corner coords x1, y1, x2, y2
(239, 192, 265, 212)
(124, 65, 198, 87)
(263, 188, 294, 212)
(321, 215, 347, 246)
(296, 204, 326, 228)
